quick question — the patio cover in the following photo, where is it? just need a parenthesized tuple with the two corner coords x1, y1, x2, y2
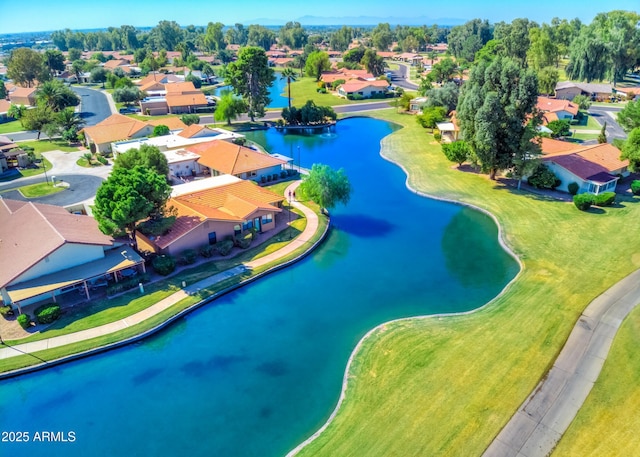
(6, 247, 144, 303)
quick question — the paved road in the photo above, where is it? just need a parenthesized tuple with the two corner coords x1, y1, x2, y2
(483, 268, 640, 457)
(71, 86, 113, 126)
(588, 104, 627, 141)
(389, 62, 420, 91)
(6, 87, 113, 142)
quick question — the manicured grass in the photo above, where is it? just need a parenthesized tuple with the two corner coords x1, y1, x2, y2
(128, 113, 181, 121)
(551, 304, 640, 456)
(17, 182, 65, 198)
(18, 140, 79, 154)
(571, 112, 601, 130)
(289, 77, 355, 107)
(0, 119, 23, 134)
(571, 132, 600, 141)
(295, 110, 640, 457)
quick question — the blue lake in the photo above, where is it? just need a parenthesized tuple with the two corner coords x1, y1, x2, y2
(0, 118, 518, 457)
(214, 72, 290, 109)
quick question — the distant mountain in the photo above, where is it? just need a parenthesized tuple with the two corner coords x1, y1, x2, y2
(242, 15, 466, 26)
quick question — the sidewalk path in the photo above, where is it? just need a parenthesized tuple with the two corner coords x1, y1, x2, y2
(483, 268, 640, 457)
(0, 181, 320, 364)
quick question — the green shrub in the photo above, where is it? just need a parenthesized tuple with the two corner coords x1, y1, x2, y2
(17, 313, 31, 329)
(96, 155, 108, 165)
(433, 133, 442, 142)
(106, 274, 149, 296)
(573, 193, 594, 211)
(594, 191, 616, 207)
(199, 244, 215, 258)
(34, 304, 61, 324)
(179, 249, 198, 265)
(528, 163, 561, 189)
(137, 216, 176, 236)
(234, 231, 254, 249)
(0, 305, 13, 316)
(631, 180, 640, 195)
(216, 239, 234, 256)
(152, 254, 176, 275)
(567, 182, 579, 195)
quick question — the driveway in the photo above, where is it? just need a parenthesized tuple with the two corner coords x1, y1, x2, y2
(0, 150, 112, 206)
(587, 105, 627, 141)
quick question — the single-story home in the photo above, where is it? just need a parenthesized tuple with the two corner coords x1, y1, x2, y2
(139, 81, 208, 115)
(540, 138, 630, 194)
(537, 96, 579, 121)
(0, 198, 145, 310)
(186, 140, 287, 182)
(614, 86, 640, 101)
(136, 176, 284, 256)
(554, 82, 613, 101)
(409, 97, 428, 112)
(8, 87, 37, 106)
(337, 80, 390, 99)
(82, 114, 187, 153)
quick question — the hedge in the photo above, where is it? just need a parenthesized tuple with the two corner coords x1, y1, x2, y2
(152, 255, 176, 276)
(17, 314, 32, 329)
(631, 180, 640, 196)
(34, 304, 61, 324)
(573, 193, 594, 211)
(594, 192, 616, 207)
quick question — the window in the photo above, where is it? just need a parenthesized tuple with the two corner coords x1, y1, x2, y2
(242, 220, 253, 231)
(234, 225, 241, 235)
(261, 213, 273, 224)
(208, 231, 217, 245)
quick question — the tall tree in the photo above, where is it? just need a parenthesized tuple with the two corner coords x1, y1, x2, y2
(617, 99, 640, 132)
(43, 50, 66, 76)
(214, 90, 247, 125)
(457, 57, 539, 179)
(247, 25, 277, 50)
(527, 26, 558, 70)
(371, 23, 393, 51)
(20, 105, 55, 140)
(298, 163, 352, 211)
(6, 48, 48, 88)
(279, 22, 308, 49)
(151, 20, 184, 50)
(330, 26, 353, 52)
(424, 82, 459, 114)
(93, 166, 172, 248)
(226, 46, 274, 121)
(280, 68, 297, 110)
(621, 127, 640, 171)
(36, 80, 80, 111)
(361, 49, 385, 76)
(304, 51, 331, 81)
(90, 67, 109, 88)
(114, 144, 169, 177)
(591, 10, 640, 85)
(493, 18, 538, 67)
(448, 19, 493, 62)
(203, 22, 226, 53)
(537, 66, 560, 95)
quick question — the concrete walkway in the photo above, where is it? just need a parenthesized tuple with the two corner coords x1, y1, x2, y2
(0, 181, 320, 363)
(483, 268, 640, 457)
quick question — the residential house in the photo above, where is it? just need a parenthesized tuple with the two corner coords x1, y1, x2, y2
(0, 135, 28, 173)
(554, 82, 613, 101)
(0, 99, 12, 123)
(537, 96, 580, 122)
(337, 79, 390, 99)
(103, 59, 131, 73)
(614, 86, 640, 101)
(139, 81, 208, 115)
(186, 140, 287, 182)
(436, 111, 461, 142)
(8, 87, 37, 106)
(540, 138, 630, 194)
(0, 198, 145, 310)
(409, 97, 428, 112)
(136, 176, 284, 256)
(82, 114, 187, 154)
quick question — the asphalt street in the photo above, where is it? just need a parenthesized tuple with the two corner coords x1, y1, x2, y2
(0, 174, 104, 206)
(587, 104, 627, 141)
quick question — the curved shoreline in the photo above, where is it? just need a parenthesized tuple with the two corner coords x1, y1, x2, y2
(0, 184, 329, 380)
(287, 131, 525, 456)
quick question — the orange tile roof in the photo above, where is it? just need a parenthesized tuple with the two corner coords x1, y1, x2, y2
(103, 59, 129, 69)
(140, 80, 165, 92)
(165, 81, 199, 94)
(540, 137, 583, 156)
(0, 199, 112, 288)
(82, 113, 151, 145)
(0, 99, 11, 114)
(543, 142, 628, 182)
(166, 93, 208, 107)
(537, 97, 579, 116)
(178, 124, 207, 138)
(150, 181, 284, 249)
(339, 79, 389, 93)
(188, 140, 286, 175)
(146, 117, 187, 130)
(576, 143, 629, 172)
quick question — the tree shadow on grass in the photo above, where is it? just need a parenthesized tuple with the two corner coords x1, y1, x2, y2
(491, 178, 571, 204)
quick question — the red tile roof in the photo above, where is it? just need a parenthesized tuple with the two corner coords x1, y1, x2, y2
(543, 142, 628, 182)
(537, 97, 579, 116)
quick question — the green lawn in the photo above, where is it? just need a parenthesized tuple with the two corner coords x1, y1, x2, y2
(16, 158, 53, 179)
(18, 140, 79, 155)
(551, 304, 640, 456)
(570, 132, 600, 141)
(295, 109, 640, 457)
(16, 181, 65, 198)
(0, 119, 23, 135)
(571, 111, 601, 130)
(289, 77, 356, 107)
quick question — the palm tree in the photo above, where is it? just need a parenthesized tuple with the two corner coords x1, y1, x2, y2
(37, 81, 63, 111)
(280, 67, 297, 110)
(57, 108, 85, 132)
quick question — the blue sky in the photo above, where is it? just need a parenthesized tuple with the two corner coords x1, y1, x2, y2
(2, 0, 638, 34)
